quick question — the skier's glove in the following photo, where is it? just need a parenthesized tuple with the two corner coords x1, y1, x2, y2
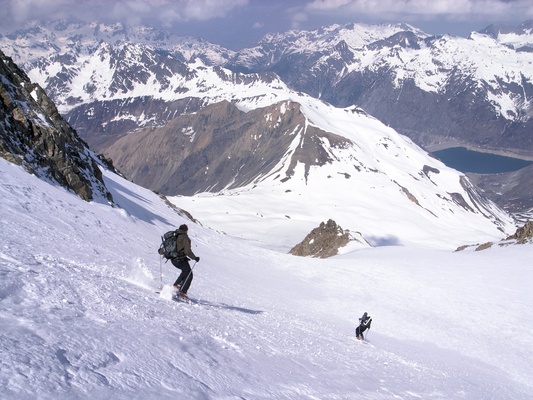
(195, 256, 200, 262)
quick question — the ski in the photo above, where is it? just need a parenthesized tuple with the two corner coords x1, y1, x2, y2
(157, 285, 205, 306)
(172, 293, 192, 304)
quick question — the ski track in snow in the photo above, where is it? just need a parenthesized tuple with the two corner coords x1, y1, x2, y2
(1, 158, 532, 399)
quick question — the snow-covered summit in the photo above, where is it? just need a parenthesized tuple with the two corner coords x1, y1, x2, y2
(230, 21, 430, 69)
(477, 19, 533, 49)
(0, 19, 234, 68)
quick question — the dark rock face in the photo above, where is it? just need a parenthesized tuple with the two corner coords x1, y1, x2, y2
(102, 100, 351, 196)
(66, 96, 206, 152)
(289, 219, 351, 258)
(0, 50, 112, 202)
(467, 165, 533, 214)
(312, 69, 533, 156)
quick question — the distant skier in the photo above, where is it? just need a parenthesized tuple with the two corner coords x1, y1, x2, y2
(171, 224, 200, 299)
(355, 312, 372, 340)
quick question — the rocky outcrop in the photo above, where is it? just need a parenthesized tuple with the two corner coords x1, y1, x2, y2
(289, 219, 352, 258)
(506, 221, 533, 244)
(0, 49, 112, 202)
(456, 221, 533, 251)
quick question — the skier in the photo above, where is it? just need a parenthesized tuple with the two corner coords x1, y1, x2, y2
(171, 224, 200, 299)
(355, 312, 372, 340)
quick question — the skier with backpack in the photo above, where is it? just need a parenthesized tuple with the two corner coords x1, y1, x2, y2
(355, 312, 372, 340)
(159, 224, 200, 299)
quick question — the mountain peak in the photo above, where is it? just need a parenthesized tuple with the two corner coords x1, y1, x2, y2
(477, 20, 533, 48)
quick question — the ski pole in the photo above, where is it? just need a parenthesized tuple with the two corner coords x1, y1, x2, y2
(159, 254, 163, 290)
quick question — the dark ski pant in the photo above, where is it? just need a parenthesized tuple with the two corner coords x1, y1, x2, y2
(355, 325, 368, 339)
(171, 258, 193, 293)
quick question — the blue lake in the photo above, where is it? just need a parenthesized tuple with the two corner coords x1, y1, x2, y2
(432, 147, 533, 174)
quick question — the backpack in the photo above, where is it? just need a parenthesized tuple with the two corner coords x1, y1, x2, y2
(158, 230, 181, 260)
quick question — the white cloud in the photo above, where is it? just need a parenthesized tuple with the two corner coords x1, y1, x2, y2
(0, 0, 250, 29)
(303, 0, 533, 20)
(177, 0, 249, 21)
(5, 0, 76, 24)
(291, 11, 309, 29)
(305, 0, 352, 10)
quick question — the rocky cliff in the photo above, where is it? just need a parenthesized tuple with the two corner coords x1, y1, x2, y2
(0, 49, 112, 203)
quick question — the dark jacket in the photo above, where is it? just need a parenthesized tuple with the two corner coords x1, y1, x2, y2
(175, 228, 197, 260)
(359, 313, 372, 330)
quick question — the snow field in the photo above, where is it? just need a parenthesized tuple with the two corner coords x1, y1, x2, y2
(1, 158, 532, 399)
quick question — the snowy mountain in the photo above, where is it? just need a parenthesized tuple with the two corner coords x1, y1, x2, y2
(2, 19, 532, 158)
(1, 154, 532, 399)
(226, 21, 533, 157)
(138, 91, 515, 251)
(0, 24, 517, 249)
(478, 20, 533, 50)
(1, 45, 532, 396)
(1, 19, 533, 399)
(0, 20, 233, 68)
(226, 22, 429, 72)
(62, 59, 514, 250)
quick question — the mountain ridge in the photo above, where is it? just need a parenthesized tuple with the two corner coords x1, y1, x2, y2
(2, 18, 532, 158)
(228, 22, 533, 157)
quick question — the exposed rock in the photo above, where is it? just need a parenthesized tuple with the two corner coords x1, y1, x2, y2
(0, 49, 112, 203)
(467, 165, 533, 214)
(66, 96, 206, 152)
(455, 221, 533, 251)
(475, 242, 493, 251)
(506, 221, 533, 244)
(289, 219, 353, 258)
(103, 100, 351, 196)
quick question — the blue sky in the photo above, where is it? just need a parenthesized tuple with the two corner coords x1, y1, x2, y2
(1, 0, 532, 49)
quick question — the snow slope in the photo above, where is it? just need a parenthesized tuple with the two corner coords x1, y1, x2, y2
(1, 157, 532, 399)
(172, 98, 514, 251)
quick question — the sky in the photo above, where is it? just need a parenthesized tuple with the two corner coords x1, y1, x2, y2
(1, 0, 533, 49)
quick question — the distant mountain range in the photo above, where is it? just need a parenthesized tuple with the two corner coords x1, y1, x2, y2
(2, 19, 532, 157)
(1, 19, 532, 219)
(227, 21, 533, 158)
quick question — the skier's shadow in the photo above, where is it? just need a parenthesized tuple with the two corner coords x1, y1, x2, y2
(191, 298, 264, 314)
